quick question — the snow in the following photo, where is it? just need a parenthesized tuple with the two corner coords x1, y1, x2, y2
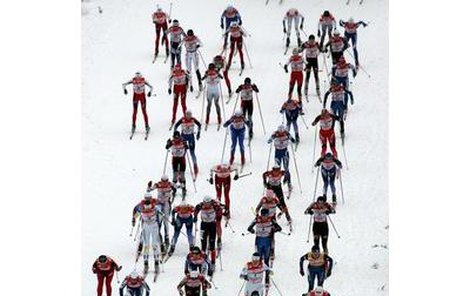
(82, 0, 388, 295)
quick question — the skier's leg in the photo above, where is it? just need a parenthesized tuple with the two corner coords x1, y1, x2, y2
(186, 218, 194, 247)
(201, 223, 208, 252)
(140, 98, 149, 127)
(172, 93, 179, 123)
(214, 93, 222, 124)
(215, 177, 223, 201)
(132, 99, 139, 127)
(320, 131, 327, 156)
(171, 218, 182, 246)
(224, 178, 231, 215)
(328, 132, 338, 157)
(181, 89, 187, 114)
(96, 273, 105, 296)
(104, 273, 113, 296)
(307, 267, 315, 291)
(238, 39, 245, 67)
(239, 130, 246, 164)
(209, 223, 217, 263)
(230, 129, 237, 163)
(321, 168, 329, 196)
(329, 170, 337, 196)
(227, 38, 236, 67)
(223, 69, 232, 94)
(206, 93, 213, 124)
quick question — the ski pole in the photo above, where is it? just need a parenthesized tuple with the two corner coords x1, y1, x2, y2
(300, 114, 309, 130)
(197, 49, 207, 70)
(221, 128, 229, 162)
(307, 167, 320, 243)
(243, 42, 253, 68)
(254, 93, 267, 135)
(249, 138, 253, 163)
(226, 220, 236, 233)
(311, 124, 318, 172)
(129, 225, 134, 237)
(238, 172, 252, 178)
(289, 142, 303, 194)
(266, 142, 273, 172)
(186, 153, 197, 193)
(115, 270, 121, 284)
(200, 83, 206, 123)
(270, 278, 285, 296)
(133, 218, 141, 242)
(339, 170, 345, 205)
(345, 48, 371, 78)
(301, 28, 308, 38)
(220, 83, 227, 121)
(163, 149, 169, 175)
(237, 281, 246, 296)
(341, 137, 349, 170)
(168, 2, 173, 19)
(327, 215, 341, 238)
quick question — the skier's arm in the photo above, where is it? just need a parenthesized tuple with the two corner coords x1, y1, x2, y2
(358, 21, 368, 27)
(203, 277, 212, 290)
(299, 254, 307, 274)
(144, 81, 154, 92)
(193, 204, 201, 222)
(173, 118, 184, 132)
(312, 115, 322, 126)
(235, 85, 243, 93)
(262, 171, 269, 187)
(252, 84, 259, 92)
(194, 118, 202, 130)
(220, 11, 225, 29)
(143, 281, 151, 296)
(267, 134, 275, 144)
(314, 156, 324, 167)
(323, 91, 331, 108)
(346, 90, 354, 105)
(176, 277, 187, 294)
(300, 14, 305, 29)
(237, 13, 242, 26)
(304, 202, 314, 214)
(247, 220, 256, 233)
(122, 80, 132, 90)
(119, 279, 127, 296)
(165, 139, 172, 150)
(325, 255, 334, 277)
(239, 266, 248, 280)
(255, 200, 263, 213)
(168, 75, 174, 90)
(283, 18, 287, 33)
(222, 118, 232, 128)
(334, 159, 343, 169)
(272, 220, 282, 233)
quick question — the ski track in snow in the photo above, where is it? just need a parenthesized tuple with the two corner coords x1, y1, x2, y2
(82, 0, 388, 295)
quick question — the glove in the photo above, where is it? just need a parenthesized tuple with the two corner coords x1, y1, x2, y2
(123, 89, 128, 95)
(178, 290, 184, 296)
(300, 269, 305, 276)
(166, 139, 172, 146)
(267, 139, 272, 144)
(353, 71, 357, 78)
(168, 88, 172, 95)
(196, 44, 200, 49)
(220, 23, 224, 29)
(147, 181, 153, 188)
(234, 174, 239, 181)
(300, 23, 304, 30)
(317, 30, 321, 37)
(190, 85, 194, 92)
(304, 209, 311, 215)
(92, 268, 97, 274)
(240, 274, 248, 280)
(171, 220, 176, 226)
(202, 291, 208, 296)
(263, 181, 268, 188)
(196, 131, 201, 140)
(326, 270, 332, 277)
(283, 27, 287, 34)
(116, 265, 122, 271)
(147, 91, 152, 97)
(209, 177, 214, 185)
(132, 219, 136, 227)
(284, 65, 288, 73)
(248, 228, 255, 234)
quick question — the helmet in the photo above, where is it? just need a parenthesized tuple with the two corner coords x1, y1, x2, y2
(98, 255, 107, 263)
(244, 77, 251, 84)
(338, 56, 346, 63)
(156, 4, 162, 11)
(292, 47, 300, 55)
(208, 63, 216, 69)
(348, 17, 354, 23)
(173, 19, 179, 25)
(173, 130, 181, 138)
(260, 208, 269, 216)
(273, 163, 280, 170)
(277, 124, 286, 132)
(234, 109, 243, 117)
(203, 195, 212, 203)
(230, 21, 238, 27)
(321, 108, 329, 115)
(311, 245, 320, 252)
(189, 270, 199, 278)
(309, 34, 315, 40)
(185, 109, 192, 117)
(144, 191, 153, 200)
(333, 29, 340, 36)
(266, 189, 275, 198)
(161, 174, 169, 181)
(214, 55, 223, 62)
(314, 286, 324, 294)
(191, 246, 201, 254)
(135, 71, 142, 77)
(130, 270, 139, 279)
(252, 252, 261, 261)
(187, 29, 194, 36)
(325, 152, 333, 159)
(323, 10, 330, 17)
(317, 195, 326, 202)
(174, 64, 182, 70)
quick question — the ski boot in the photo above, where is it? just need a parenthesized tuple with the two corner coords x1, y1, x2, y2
(241, 61, 245, 70)
(297, 37, 302, 47)
(154, 259, 160, 274)
(216, 237, 222, 255)
(304, 84, 308, 96)
(167, 244, 175, 257)
(143, 260, 149, 275)
(160, 244, 167, 256)
(249, 128, 254, 140)
(165, 47, 169, 58)
(295, 132, 300, 143)
(241, 154, 246, 168)
(131, 124, 136, 134)
(194, 164, 199, 177)
(229, 154, 235, 165)
(286, 37, 290, 48)
(332, 194, 337, 208)
(145, 125, 150, 133)
(198, 81, 203, 92)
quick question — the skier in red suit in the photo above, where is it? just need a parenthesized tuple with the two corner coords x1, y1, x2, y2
(92, 255, 122, 296)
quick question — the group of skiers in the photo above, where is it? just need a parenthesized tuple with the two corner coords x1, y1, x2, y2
(93, 3, 370, 296)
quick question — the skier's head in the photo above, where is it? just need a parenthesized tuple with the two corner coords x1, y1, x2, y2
(191, 246, 201, 254)
(185, 109, 192, 118)
(314, 286, 324, 295)
(277, 124, 286, 132)
(144, 191, 153, 200)
(252, 252, 261, 261)
(230, 20, 238, 27)
(130, 270, 139, 279)
(187, 29, 194, 36)
(325, 152, 333, 159)
(317, 195, 326, 203)
(309, 34, 315, 41)
(323, 10, 330, 17)
(174, 63, 182, 70)
(234, 109, 243, 117)
(214, 55, 223, 63)
(338, 56, 346, 64)
(273, 162, 281, 170)
(208, 63, 216, 69)
(189, 270, 199, 279)
(244, 77, 251, 85)
(292, 47, 300, 55)
(311, 245, 320, 253)
(135, 71, 142, 77)
(330, 79, 338, 87)
(321, 108, 329, 115)
(260, 208, 270, 216)
(173, 130, 181, 138)
(266, 189, 275, 198)
(98, 255, 108, 263)
(161, 174, 169, 182)
(348, 17, 354, 23)
(203, 195, 212, 204)
(333, 29, 340, 36)
(173, 19, 179, 26)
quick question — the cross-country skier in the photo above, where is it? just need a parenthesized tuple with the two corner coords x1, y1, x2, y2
(209, 162, 239, 219)
(302, 286, 331, 296)
(220, 5, 243, 49)
(223, 109, 252, 166)
(235, 77, 259, 138)
(300, 35, 322, 97)
(280, 96, 302, 143)
(184, 246, 211, 277)
(323, 80, 354, 137)
(183, 29, 203, 92)
(267, 124, 296, 181)
(132, 192, 163, 275)
(323, 30, 347, 65)
(225, 21, 248, 70)
(283, 8, 305, 48)
(299, 245, 333, 292)
(304, 196, 336, 253)
(119, 271, 150, 296)
(311, 109, 341, 157)
(168, 19, 186, 68)
(174, 110, 202, 177)
(317, 10, 336, 49)
(240, 252, 270, 296)
(147, 175, 177, 253)
(92, 255, 122, 296)
(314, 152, 343, 206)
(284, 48, 305, 104)
(263, 162, 291, 201)
(213, 54, 233, 97)
(165, 131, 189, 196)
(177, 270, 212, 296)
(122, 72, 153, 135)
(194, 196, 227, 274)
(332, 56, 356, 90)
(169, 64, 191, 126)
(168, 199, 195, 257)
(201, 63, 224, 130)
(339, 17, 368, 68)
(247, 208, 282, 267)
(152, 5, 170, 59)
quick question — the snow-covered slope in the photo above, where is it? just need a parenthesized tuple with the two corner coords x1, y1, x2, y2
(82, 0, 388, 295)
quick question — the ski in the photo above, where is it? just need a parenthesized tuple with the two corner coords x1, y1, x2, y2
(169, 123, 174, 131)
(144, 127, 150, 140)
(239, 68, 244, 76)
(129, 127, 136, 140)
